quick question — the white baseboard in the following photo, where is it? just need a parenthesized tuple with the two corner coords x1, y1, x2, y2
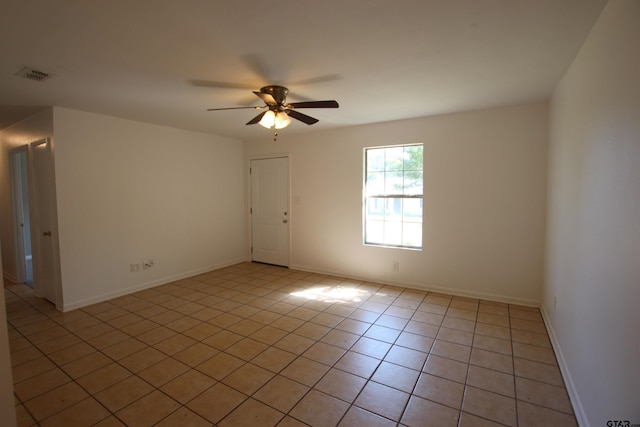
(61, 259, 539, 311)
(289, 263, 540, 307)
(540, 304, 589, 427)
(61, 258, 245, 312)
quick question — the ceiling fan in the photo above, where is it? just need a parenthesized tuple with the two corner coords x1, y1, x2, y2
(206, 85, 339, 137)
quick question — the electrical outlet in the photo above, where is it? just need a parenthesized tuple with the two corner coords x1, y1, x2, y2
(142, 259, 154, 270)
(130, 263, 140, 272)
(392, 261, 399, 272)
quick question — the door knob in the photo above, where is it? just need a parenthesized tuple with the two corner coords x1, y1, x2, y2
(43, 231, 52, 237)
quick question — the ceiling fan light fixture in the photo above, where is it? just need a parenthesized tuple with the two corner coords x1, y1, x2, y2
(274, 111, 291, 129)
(259, 110, 276, 128)
(206, 84, 339, 133)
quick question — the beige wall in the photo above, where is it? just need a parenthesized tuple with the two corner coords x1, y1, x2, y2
(245, 102, 548, 305)
(52, 107, 246, 310)
(0, 245, 17, 426)
(0, 107, 247, 311)
(544, 0, 640, 425)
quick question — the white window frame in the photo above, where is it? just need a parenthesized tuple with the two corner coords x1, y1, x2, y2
(363, 143, 424, 250)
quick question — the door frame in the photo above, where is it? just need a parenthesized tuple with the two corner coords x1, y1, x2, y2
(29, 137, 63, 309)
(247, 153, 291, 267)
(8, 145, 31, 284)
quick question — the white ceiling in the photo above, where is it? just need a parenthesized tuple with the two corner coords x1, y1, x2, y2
(0, 0, 607, 140)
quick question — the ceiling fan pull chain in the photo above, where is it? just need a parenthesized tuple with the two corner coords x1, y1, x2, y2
(273, 130, 278, 141)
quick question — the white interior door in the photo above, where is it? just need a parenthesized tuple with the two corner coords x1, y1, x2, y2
(251, 157, 290, 267)
(30, 138, 61, 306)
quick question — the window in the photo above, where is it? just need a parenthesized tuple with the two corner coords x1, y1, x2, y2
(364, 144, 423, 249)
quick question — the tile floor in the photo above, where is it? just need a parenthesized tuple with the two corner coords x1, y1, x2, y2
(5, 262, 577, 426)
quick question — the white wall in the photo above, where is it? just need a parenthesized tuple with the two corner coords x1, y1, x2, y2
(245, 102, 548, 305)
(53, 107, 245, 310)
(0, 109, 53, 282)
(0, 244, 17, 426)
(544, 1, 640, 425)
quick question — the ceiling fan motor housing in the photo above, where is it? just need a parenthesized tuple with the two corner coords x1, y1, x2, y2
(261, 85, 289, 107)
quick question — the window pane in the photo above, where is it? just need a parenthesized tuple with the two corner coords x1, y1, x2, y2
(385, 147, 404, 171)
(403, 198, 423, 223)
(367, 148, 385, 172)
(403, 171, 423, 195)
(366, 172, 384, 196)
(403, 145, 423, 171)
(385, 171, 403, 194)
(402, 222, 422, 247)
(384, 221, 402, 246)
(366, 197, 385, 220)
(365, 221, 384, 244)
(384, 198, 403, 221)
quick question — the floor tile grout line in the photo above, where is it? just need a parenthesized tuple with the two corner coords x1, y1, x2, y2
(509, 301, 520, 426)
(8, 311, 123, 425)
(70, 318, 209, 425)
(223, 278, 399, 424)
(6, 263, 576, 426)
(8, 282, 247, 424)
(392, 300, 444, 426)
(22, 300, 432, 422)
(223, 270, 353, 425)
(7, 300, 544, 394)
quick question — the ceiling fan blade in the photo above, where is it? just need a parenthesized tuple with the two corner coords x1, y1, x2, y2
(287, 100, 339, 109)
(286, 110, 319, 125)
(287, 74, 340, 87)
(207, 106, 262, 111)
(246, 111, 267, 125)
(189, 79, 257, 90)
(253, 91, 277, 105)
(241, 54, 279, 84)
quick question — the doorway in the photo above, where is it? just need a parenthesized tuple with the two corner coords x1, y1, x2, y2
(9, 147, 33, 286)
(250, 157, 290, 267)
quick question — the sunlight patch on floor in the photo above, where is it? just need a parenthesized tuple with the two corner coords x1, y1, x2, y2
(289, 286, 373, 303)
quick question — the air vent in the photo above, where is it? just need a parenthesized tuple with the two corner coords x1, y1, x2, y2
(16, 67, 51, 82)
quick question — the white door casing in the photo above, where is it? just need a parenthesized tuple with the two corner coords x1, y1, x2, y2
(250, 157, 290, 267)
(30, 138, 62, 307)
(8, 147, 30, 284)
